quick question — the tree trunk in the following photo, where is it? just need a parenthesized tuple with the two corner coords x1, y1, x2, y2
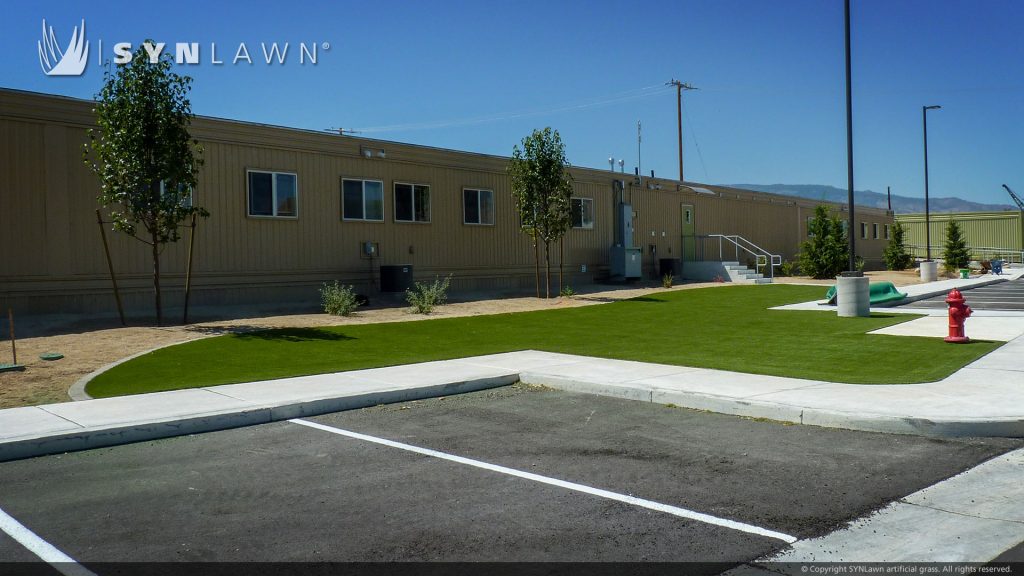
(152, 229, 162, 326)
(558, 238, 564, 295)
(533, 237, 540, 298)
(544, 241, 551, 299)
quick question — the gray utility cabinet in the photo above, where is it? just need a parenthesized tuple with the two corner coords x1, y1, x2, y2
(611, 246, 642, 279)
(609, 199, 641, 279)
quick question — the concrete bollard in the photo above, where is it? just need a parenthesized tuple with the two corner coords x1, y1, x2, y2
(920, 260, 938, 282)
(836, 274, 870, 317)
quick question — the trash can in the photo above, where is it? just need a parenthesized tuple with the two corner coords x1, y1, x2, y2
(380, 265, 414, 292)
(959, 268, 970, 279)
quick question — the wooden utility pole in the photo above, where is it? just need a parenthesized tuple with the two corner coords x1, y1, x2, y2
(667, 79, 697, 182)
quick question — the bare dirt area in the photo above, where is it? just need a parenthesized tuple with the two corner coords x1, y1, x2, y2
(0, 281, 722, 409)
(772, 269, 925, 287)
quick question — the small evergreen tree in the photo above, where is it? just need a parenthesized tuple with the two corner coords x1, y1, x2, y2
(798, 205, 849, 279)
(884, 221, 913, 271)
(943, 219, 971, 271)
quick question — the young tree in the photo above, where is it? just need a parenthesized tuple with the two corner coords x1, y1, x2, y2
(83, 43, 208, 325)
(508, 128, 574, 298)
(798, 205, 849, 279)
(883, 221, 913, 271)
(943, 219, 971, 271)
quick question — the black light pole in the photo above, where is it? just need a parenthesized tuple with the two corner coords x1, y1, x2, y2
(844, 0, 857, 273)
(923, 105, 941, 260)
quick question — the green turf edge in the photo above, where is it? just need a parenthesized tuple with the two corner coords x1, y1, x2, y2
(85, 285, 1002, 398)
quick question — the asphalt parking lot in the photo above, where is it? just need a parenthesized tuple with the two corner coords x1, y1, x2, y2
(0, 384, 1020, 571)
(909, 277, 1024, 310)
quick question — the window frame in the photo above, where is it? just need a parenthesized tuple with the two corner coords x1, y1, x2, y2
(872, 223, 879, 240)
(884, 224, 891, 240)
(463, 188, 495, 226)
(571, 197, 595, 230)
(860, 222, 867, 240)
(341, 177, 385, 222)
(393, 181, 431, 223)
(159, 180, 193, 208)
(246, 169, 298, 219)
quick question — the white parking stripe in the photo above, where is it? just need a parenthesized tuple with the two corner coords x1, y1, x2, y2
(0, 506, 96, 576)
(290, 418, 798, 544)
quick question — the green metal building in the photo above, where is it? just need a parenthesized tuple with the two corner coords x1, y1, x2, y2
(895, 211, 1024, 263)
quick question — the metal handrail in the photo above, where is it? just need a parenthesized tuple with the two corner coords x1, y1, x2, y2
(905, 244, 1024, 264)
(705, 234, 782, 279)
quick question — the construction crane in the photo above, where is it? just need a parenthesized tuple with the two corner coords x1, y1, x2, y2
(1003, 184, 1024, 211)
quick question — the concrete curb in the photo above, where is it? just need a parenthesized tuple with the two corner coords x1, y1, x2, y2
(519, 371, 1024, 438)
(3, 374, 516, 463)
(752, 447, 1024, 563)
(68, 345, 172, 401)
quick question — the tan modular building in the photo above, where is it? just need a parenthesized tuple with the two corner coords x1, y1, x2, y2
(896, 211, 1024, 263)
(0, 89, 895, 316)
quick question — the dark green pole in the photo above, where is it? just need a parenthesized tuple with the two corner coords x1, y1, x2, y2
(845, 0, 857, 273)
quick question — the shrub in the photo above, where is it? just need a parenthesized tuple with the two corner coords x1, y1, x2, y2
(662, 273, 674, 288)
(559, 285, 576, 298)
(884, 221, 913, 271)
(798, 205, 849, 279)
(321, 281, 361, 316)
(778, 260, 799, 277)
(407, 275, 452, 314)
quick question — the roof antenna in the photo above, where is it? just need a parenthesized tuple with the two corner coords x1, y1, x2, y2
(325, 127, 362, 135)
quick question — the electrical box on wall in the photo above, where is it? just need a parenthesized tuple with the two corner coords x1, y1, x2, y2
(360, 241, 379, 259)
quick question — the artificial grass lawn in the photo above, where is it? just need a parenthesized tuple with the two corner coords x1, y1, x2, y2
(87, 284, 1001, 398)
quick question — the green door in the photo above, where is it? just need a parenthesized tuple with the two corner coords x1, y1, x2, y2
(681, 203, 696, 260)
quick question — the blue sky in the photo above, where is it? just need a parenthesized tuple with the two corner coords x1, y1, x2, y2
(3, 0, 1023, 205)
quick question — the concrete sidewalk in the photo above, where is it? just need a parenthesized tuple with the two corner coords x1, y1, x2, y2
(774, 267, 1024, 313)
(3, 335, 1024, 463)
(3, 268, 1024, 461)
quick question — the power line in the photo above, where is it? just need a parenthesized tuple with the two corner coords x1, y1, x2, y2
(680, 95, 709, 181)
(351, 84, 673, 134)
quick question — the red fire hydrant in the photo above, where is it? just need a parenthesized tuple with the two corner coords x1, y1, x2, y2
(945, 288, 972, 343)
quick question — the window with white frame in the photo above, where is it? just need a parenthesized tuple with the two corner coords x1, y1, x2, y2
(394, 183, 430, 222)
(884, 224, 891, 240)
(463, 188, 494, 225)
(160, 181, 193, 208)
(860, 222, 867, 239)
(571, 197, 594, 229)
(341, 178, 384, 221)
(247, 170, 297, 217)
(872, 223, 879, 239)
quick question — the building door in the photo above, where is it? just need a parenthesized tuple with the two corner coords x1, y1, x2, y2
(681, 203, 696, 260)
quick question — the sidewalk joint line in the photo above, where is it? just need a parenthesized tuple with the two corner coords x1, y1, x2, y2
(36, 407, 86, 429)
(900, 500, 1024, 525)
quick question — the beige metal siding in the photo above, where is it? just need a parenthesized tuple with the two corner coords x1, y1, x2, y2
(0, 89, 895, 315)
(897, 211, 1024, 260)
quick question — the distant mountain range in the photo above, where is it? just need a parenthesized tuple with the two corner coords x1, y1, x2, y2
(726, 184, 1017, 214)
